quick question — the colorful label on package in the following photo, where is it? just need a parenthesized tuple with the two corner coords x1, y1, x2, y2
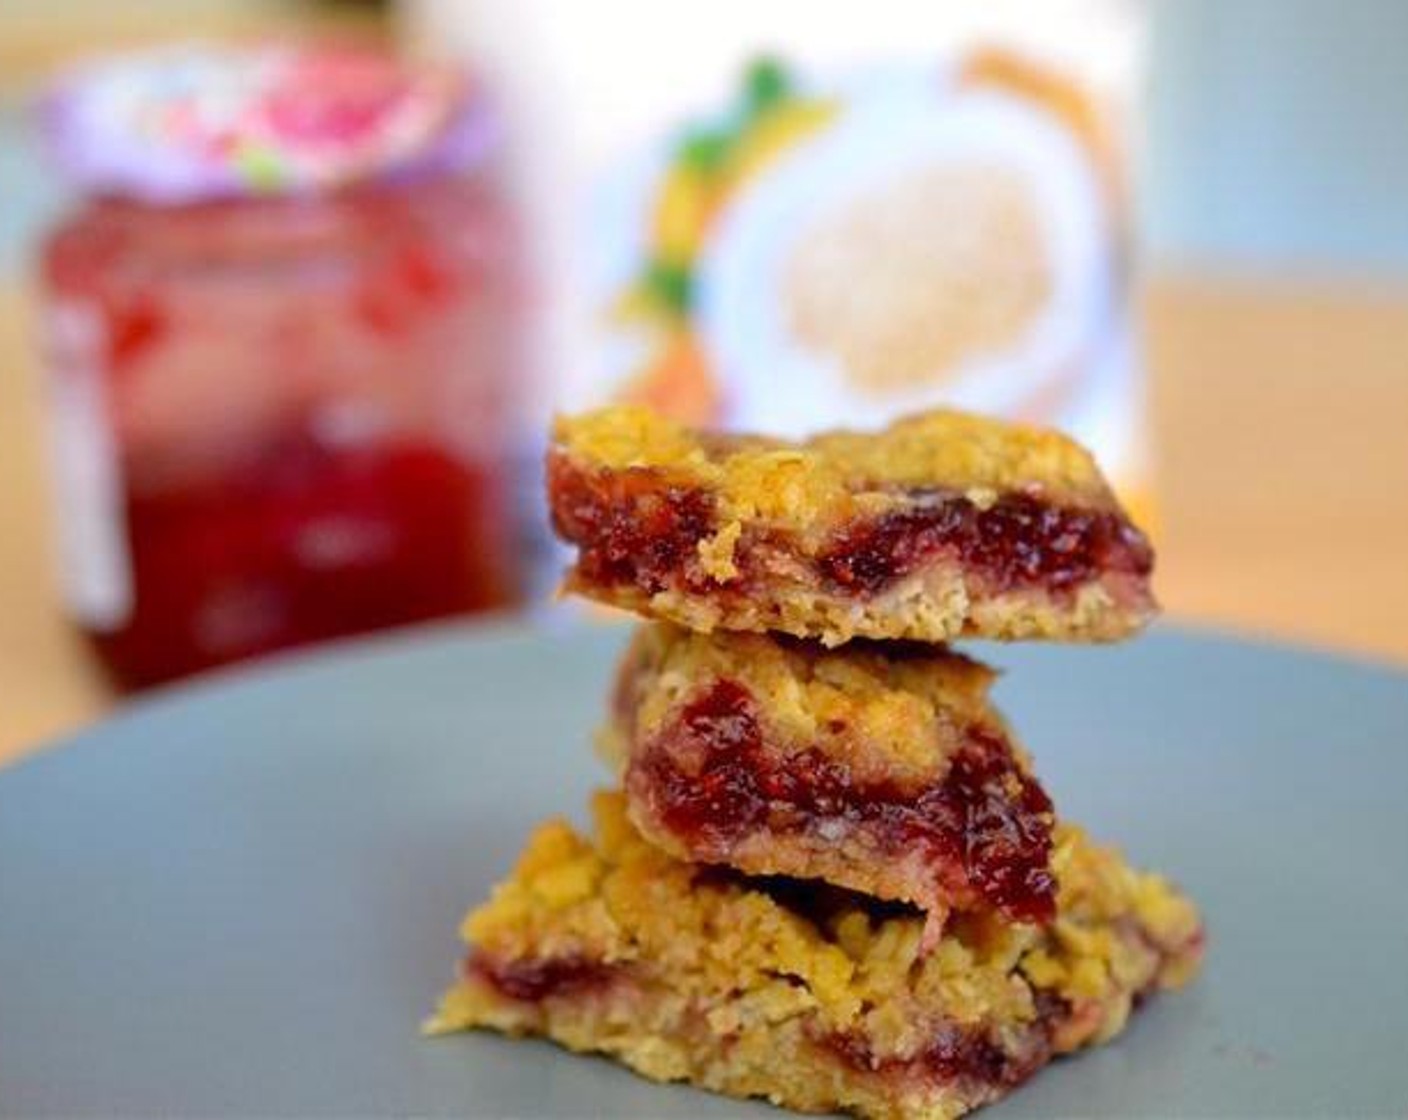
(575, 53, 1148, 519)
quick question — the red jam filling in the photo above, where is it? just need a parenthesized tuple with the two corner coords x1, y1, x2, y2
(634, 679, 1056, 924)
(548, 456, 1150, 601)
(818, 489, 1152, 596)
(824, 1024, 1034, 1088)
(823, 991, 1068, 1090)
(469, 952, 619, 1003)
(548, 455, 714, 594)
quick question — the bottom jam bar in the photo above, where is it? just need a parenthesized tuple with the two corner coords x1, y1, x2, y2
(427, 792, 1203, 1120)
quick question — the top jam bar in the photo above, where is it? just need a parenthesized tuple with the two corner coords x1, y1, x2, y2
(548, 405, 1156, 645)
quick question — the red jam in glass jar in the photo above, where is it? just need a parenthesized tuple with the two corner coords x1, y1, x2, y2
(37, 45, 529, 688)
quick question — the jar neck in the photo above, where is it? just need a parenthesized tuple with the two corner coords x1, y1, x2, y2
(47, 173, 506, 280)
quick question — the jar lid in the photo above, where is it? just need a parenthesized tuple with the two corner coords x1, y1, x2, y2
(39, 43, 498, 203)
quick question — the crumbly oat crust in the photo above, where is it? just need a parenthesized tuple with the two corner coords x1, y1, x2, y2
(428, 792, 1203, 1120)
(554, 406, 1115, 513)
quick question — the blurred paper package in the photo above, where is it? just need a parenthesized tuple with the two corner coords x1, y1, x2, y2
(411, 0, 1149, 515)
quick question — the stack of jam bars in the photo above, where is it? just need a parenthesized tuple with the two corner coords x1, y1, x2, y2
(430, 406, 1203, 1120)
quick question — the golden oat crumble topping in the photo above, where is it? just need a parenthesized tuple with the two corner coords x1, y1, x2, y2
(611, 623, 1007, 786)
(552, 404, 1118, 533)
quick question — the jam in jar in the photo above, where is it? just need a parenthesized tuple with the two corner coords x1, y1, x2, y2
(37, 45, 529, 688)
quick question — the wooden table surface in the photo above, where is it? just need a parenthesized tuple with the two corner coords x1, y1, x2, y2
(3, 276, 1407, 766)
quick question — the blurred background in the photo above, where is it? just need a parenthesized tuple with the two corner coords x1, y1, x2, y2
(2, 0, 1406, 761)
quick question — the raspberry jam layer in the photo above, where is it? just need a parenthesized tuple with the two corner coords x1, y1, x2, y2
(819, 490, 1152, 596)
(469, 952, 620, 1003)
(548, 456, 714, 594)
(548, 455, 1151, 601)
(822, 991, 1068, 1092)
(824, 1023, 1040, 1090)
(633, 679, 1056, 924)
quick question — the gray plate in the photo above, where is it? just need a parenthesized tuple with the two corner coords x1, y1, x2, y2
(2, 622, 1406, 1118)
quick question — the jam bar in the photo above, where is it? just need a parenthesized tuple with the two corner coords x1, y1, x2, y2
(600, 624, 1055, 936)
(548, 406, 1155, 645)
(428, 791, 1203, 1120)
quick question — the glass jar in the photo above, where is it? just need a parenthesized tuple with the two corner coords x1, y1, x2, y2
(37, 46, 529, 688)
